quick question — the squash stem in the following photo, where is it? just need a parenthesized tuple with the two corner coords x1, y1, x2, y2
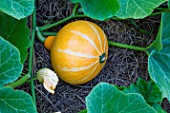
(30, 4, 37, 106)
(155, 8, 169, 11)
(36, 27, 46, 43)
(150, 10, 170, 17)
(42, 31, 57, 36)
(39, 14, 87, 31)
(108, 41, 146, 52)
(4, 74, 30, 88)
(27, 76, 38, 83)
(72, 3, 79, 15)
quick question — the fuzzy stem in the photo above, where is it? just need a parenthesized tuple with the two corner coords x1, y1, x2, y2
(27, 76, 38, 83)
(4, 74, 30, 88)
(30, 81, 36, 105)
(72, 3, 79, 15)
(155, 8, 169, 11)
(36, 27, 46, 43)
(29, 25, 35, 75)
(39, 14, 87, 31)
(30, 4, 37, 106)
(150, 10, 170, 17)
(108, 41, 146, 52)
(150, 11, 164, 16)
(42, 31, 57, 36)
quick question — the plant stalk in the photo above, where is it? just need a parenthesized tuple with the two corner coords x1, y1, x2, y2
(155, 8, 169, 11)
(27, 76, 38, 83)
(4, 74, 30, 88)
(108, 41, 146, 52)
(150, 10, 170, 17)
(42, 31, 57, 36)
(150, 11, 164, 16)
(39, 14, 87, 31)
(30, 4, 37, 106)
(72, 3, 79, 15)
(36, 27, 46, 43)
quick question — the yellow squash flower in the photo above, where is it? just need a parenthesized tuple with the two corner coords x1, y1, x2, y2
(37, 68, 59, 94)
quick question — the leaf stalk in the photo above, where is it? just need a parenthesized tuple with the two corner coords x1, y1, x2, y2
(4, 74, 30, 88)
(39, 14, 87, 31)
(30, 4, 37, 106)
(42, 31, 57, 36)
(36, 27, 46, 43)
(108, 41, 146, 52)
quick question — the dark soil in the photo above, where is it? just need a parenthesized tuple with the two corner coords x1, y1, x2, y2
(32, 0, 170, 113)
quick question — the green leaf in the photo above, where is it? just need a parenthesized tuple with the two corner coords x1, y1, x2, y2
(118, 78, 164, 112)
(148, 41, 170, 102)
(162, 12, 170, 41)
(148, 12, 170, 102)
(79, 0, 120, 21)
(116, 0, 166, 19)
(78, 109, 87, 113)
(0, 37, 23, 88)
(86, 82, 156, 113)
(168, 1, 170, 9)
(0, 13, 30, 63)
(147, 12, 170, 53)
(71, 0, 80, 3)
(0, 88, 37, 113)
(152, 104, 167, 113)
(123, 78, 162, 105)
(0, 0, 34, 20)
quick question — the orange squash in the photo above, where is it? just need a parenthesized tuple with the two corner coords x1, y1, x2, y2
(44, 36, 55, 50)
(50, 20, 108, 85)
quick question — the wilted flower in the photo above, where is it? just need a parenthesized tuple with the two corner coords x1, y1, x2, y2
(37, 68, 59, 94)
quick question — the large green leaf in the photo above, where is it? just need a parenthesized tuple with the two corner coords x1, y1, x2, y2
(86, 82, 156, 113)
(0, 13, 30, 63)
(168, 0, 170, 9)
(0, 88, 37, 113)
(123, 78, 162, 105)
(147, 12, 170, 52)
(116, 0, 166, 19)
(148, 41, 170, 102)
(0, 37, 23, 88)
(118, 78, 165, 112)
(161, 13, 170, 41)
(148, 12, 170, 102)
(0, 0, 34, 19)
(78, 0, 120, 21)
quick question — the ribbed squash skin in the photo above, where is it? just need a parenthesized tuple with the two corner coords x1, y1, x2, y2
(51, 20, 108, 85)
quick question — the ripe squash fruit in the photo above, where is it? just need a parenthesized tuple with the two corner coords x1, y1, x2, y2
(45, 20, 108, 85)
